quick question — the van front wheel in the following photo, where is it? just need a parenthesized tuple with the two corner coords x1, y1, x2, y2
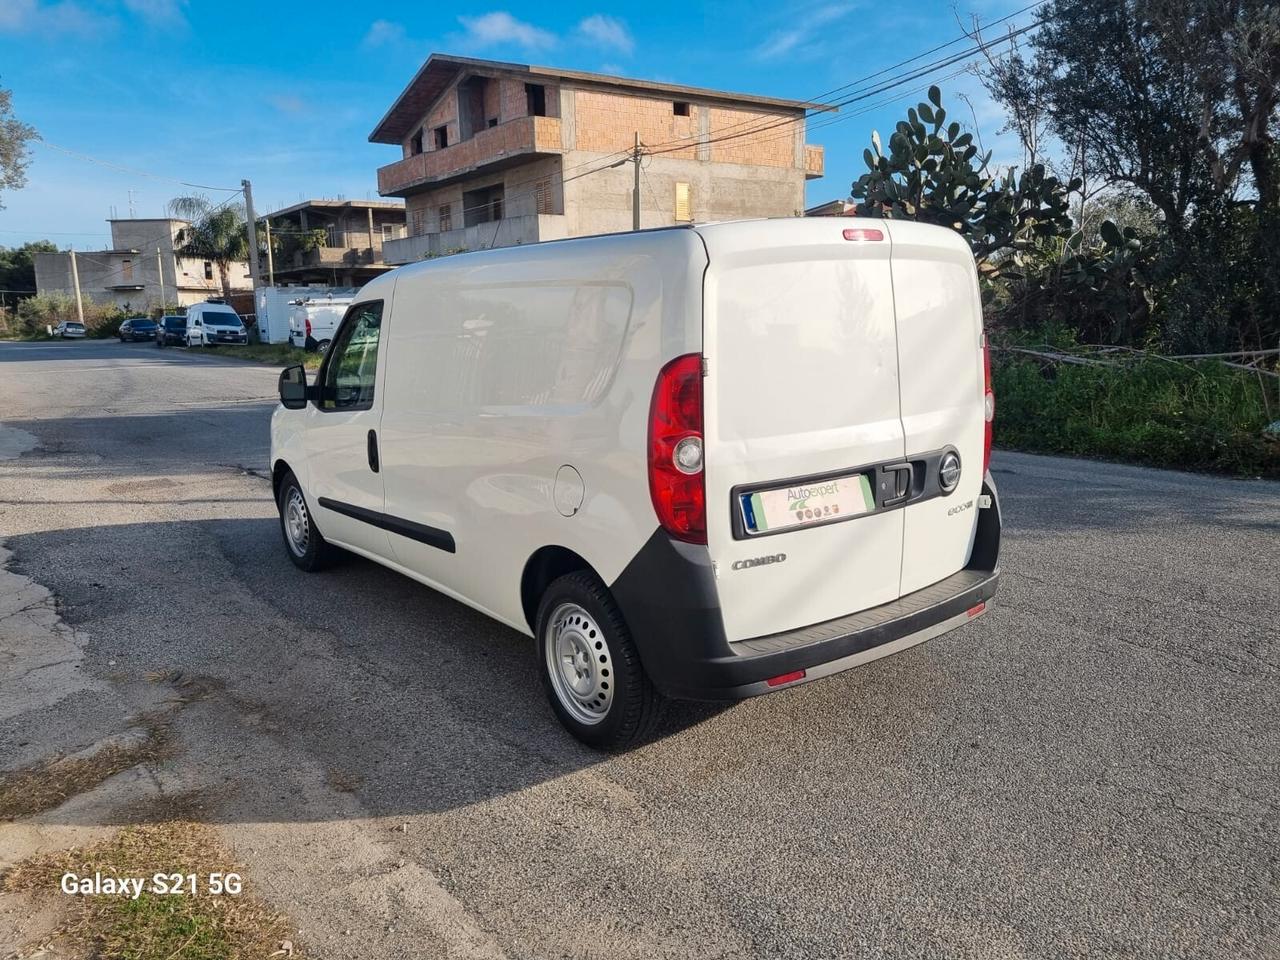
(277, 472, 337, 572)
(536, 572, 662, 750)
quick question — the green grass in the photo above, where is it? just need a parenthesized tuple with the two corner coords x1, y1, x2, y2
(993, 354, 1280, 478)
(204, 342, 322, 369)
(3, 821, 302, 959)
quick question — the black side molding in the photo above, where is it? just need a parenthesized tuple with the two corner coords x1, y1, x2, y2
(317, 497, 456, 554)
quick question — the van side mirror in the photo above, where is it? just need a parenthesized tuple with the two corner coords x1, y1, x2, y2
(279, 364, 308, 409)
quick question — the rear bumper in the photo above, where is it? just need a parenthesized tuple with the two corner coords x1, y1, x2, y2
(610, 474, 1002, 701)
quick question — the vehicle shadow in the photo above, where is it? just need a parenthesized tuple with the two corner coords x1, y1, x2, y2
(2, 514, 730, 826)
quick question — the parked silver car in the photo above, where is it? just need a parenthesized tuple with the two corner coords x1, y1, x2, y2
(53, 320, 87, 339)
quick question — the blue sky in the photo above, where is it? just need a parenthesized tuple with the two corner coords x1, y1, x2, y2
(0, 0, 1029, 249)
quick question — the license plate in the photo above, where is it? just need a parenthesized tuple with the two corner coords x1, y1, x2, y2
(740, 471, 876, 535)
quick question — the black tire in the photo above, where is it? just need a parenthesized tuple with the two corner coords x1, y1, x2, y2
(535, 571, 664, 751)
(317, 339, 331, 355)
(276, 471, 338, 572)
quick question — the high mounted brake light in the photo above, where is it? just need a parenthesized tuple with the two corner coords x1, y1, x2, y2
(648, 354, 706, 543)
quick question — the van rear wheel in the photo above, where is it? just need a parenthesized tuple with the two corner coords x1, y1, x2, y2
(536, 572, 662, 751)
(277, 472, 337, 572)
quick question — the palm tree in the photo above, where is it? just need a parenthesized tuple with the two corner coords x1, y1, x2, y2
(168, 195, 250, 298)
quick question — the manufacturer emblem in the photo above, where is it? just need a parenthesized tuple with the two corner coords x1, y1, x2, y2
(939, 451, 962, 494)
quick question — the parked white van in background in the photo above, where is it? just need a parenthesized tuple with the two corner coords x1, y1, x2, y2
(270, 219, 1001, 749)
(185, 301, 247, 347)
(288, 295, 353, 354)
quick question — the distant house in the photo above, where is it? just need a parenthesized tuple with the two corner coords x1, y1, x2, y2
(263, 199, 407, 287)
(370, 54, 829, 263)
(33, 218, 250, 311)
(805, 199, 858, 217)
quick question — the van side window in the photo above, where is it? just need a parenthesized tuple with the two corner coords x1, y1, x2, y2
(321, 301, 383, 411)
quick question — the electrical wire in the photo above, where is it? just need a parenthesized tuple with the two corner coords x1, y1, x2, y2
(36, 141, 243, 192)
(639, 1, 1048, 156)
(644, 18, 1043, 161)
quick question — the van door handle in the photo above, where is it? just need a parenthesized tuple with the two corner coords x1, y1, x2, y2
(880, 463, 913, 507)
(367, 429, 380, 473)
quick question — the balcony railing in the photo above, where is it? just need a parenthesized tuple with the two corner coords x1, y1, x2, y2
(378, 116, 564, 196)
(382, 214, 569, 263)
(286, 247, 378, 269)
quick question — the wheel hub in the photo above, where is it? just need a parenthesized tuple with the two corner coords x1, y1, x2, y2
(284, 488, 310, 557)
(546, 602, 614, 726)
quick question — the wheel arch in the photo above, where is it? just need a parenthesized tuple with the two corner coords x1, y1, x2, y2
(271, 458, 294, 505)
(520, 545, 600, 632)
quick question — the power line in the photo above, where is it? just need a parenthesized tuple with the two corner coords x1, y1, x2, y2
(644, 9, 1046, 159)
(35, 141, 243, 192)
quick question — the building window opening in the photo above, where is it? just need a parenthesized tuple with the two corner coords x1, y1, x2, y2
(675, 182, 692, 222)
(534, 178, 554, 215)
(439, 203, 453, 233)
(434, 125, 449, 149)
(121, 259, 133, 282)
(459, 75, 495, 140)
(410, 128, 424, 155)
(526, 83, 547, 117)
(203, 261, 214, 280)
(673, 101, 690, 117)
(463, 184, 505, 228)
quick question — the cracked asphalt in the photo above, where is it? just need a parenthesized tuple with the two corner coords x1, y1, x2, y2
(1, 338, 1278, 959)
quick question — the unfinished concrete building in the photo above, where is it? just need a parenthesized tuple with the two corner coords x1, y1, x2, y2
(370, 54, 827, 263)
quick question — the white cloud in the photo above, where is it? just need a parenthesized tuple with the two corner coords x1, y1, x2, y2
(0, 0, 36, 30)
(0, 0, 108, 35)
(756, 3, 856, 60)
(576, 14, 633, 55)
(123, 0, 187, 26)
(267, 93, 307, 115)
(455, 11, 556, 52)
(361, 18, 406, 48)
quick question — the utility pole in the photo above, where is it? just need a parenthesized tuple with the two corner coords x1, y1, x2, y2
(241, 179, 262, 293)
(263, 219, 275, 286)
(69, 248, 85, 323)
(632, 131, 641, 231)
(156, 247, 166, 311)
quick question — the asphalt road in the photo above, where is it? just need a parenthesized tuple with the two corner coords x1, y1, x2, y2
(1, 338, 1278, 959)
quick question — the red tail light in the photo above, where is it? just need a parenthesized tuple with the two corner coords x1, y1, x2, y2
(648, 354, 706, 543)
(982, 333, 994, 472)
(305, 317, 312, 337)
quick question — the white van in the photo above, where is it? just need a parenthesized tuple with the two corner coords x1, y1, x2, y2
(269, 220, 1001, 749)
(185, 301, 247, 347)
(288, 296, 353, 353)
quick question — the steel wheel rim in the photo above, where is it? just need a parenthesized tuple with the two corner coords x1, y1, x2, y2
(284, 488, 310, 557)
(545, 602, 614, 726)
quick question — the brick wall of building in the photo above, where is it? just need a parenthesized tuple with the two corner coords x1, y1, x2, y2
(572, 89, 700, 159)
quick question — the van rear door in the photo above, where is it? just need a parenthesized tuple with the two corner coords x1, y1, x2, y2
(884, 221, 987, 595)
(698, 221, 906, 644)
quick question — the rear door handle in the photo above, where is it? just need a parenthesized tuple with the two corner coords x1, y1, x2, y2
(880, 463, 913, 507)
(367, 429, 380, 473)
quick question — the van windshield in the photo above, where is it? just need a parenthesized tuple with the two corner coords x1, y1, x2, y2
(204, 314, 241, 328)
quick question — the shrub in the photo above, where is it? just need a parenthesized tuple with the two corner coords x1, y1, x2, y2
(992, 353, 1279, 478)
(14, 293, 131, 339)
